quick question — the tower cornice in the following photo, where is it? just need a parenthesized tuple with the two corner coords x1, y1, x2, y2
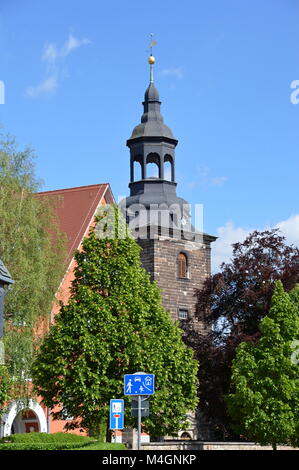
(126, 135, 178, 147)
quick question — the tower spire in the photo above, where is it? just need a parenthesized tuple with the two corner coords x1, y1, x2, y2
(123, 43, 193, 235)
(148, 34, 157, 84)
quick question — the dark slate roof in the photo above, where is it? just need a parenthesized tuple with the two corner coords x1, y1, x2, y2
(129, 83, 176, 141)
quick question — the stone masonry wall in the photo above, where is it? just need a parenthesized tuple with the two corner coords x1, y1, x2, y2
(141, 441, 298, 451)
(138, 235, 211, 331)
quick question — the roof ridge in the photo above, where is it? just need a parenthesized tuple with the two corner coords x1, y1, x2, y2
(37, 183, 110, 195)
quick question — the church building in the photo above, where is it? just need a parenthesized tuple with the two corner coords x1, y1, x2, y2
(0, 54, 215, 441)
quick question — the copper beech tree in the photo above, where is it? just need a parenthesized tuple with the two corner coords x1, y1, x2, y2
(184, 229, 299, 439)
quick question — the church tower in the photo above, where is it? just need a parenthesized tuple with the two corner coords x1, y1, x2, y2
(123, 53, 216, 329)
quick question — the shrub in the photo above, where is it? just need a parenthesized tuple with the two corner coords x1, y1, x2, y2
(3, 431, 93, 443)
(0, 432, 96, 450)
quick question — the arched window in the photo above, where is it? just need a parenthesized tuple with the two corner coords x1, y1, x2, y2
(178, 252, 188, 278)
(164, 154, 174, 181)
(133, 161, 142, 181)
(131, 155, 143, 182)
(146, 153, 161, 179)
(146, 162, 159, 178)
(164, 160, 172, 181)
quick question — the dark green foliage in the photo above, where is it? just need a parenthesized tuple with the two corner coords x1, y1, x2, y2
(32, 206, 198, 437)
(226, 281, 299, 449)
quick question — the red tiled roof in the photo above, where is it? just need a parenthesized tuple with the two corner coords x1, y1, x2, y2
(37, 183, 114, 267)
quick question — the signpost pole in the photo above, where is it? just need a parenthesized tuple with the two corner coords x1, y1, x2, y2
(137, 394, 141, 450)
(124, 372, 155, 450)
(114, 414, 120, 429)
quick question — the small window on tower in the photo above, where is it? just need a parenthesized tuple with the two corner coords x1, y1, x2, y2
(178, 252, 188, 279)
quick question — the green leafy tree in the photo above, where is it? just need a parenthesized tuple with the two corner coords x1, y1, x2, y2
(31, 206, 199, 438)
(0, 131, 67, 404)
(0, 365, 11, 413)
(225, 281, 299, 449)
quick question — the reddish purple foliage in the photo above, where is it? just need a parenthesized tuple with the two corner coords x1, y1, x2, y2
(184, 229, 299, 439)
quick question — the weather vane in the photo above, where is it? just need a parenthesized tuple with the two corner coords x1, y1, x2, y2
(148, 33, 157, 83)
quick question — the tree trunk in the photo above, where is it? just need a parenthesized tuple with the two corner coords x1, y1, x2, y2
(88, 416, 107, 441)
(106, 420, 112, 443)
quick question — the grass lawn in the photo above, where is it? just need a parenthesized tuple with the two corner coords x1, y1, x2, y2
(72, 442, 126, 450)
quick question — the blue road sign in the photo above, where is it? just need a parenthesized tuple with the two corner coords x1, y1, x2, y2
(109, 399, 124, 430)
(124, 373, 155, 395)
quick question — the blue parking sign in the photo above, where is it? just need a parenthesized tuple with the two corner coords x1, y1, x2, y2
(109, 399, 124, 430)
(124, 373, 155, 395)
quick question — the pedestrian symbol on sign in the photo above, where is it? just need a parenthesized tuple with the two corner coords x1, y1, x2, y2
(112, 401, 122, 413)
(124, 373, 155, 395)
(126, 379, 133, 394)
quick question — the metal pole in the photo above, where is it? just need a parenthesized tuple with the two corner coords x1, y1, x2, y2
(138, 395, 141, 450)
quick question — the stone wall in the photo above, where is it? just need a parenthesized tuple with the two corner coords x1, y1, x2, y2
(138, 235, 211, 328)
(141, 441, 299, 451)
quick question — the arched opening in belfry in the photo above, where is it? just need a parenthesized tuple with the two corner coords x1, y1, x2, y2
(131, 155, 143, 182)
(146, 163, 159, 178)
(146, 153, 160, 179)
(133, 160, 142, 181)
(164, 155, 174, 181)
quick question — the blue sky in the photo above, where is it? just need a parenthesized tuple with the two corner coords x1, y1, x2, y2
(0, 0, 298, 269)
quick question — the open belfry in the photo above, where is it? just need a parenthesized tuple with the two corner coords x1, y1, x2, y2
(123, 50, 216, 330)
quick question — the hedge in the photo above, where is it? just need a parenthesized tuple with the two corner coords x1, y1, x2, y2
(0, 432, 97, 450)
(0, 432, 126, 450)
(0, 441, 94, 450)
(2, 432, 93, 443)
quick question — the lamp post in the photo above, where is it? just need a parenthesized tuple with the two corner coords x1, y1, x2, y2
(0, 259, 14, 364)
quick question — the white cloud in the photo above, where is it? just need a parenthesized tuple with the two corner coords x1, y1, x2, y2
(26, 34, 91, 98)
(186, 165, 227, 189)
(276, 214, 299, 246)
(26, 76, 58, 97)
(211, 176, 228, 186)
(42, 43, 58, 63)
(159, 67, 183, 80)
(211, 214, 299, 273)
(61, 35, 91, 57)
(211, 221, 250, 272)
